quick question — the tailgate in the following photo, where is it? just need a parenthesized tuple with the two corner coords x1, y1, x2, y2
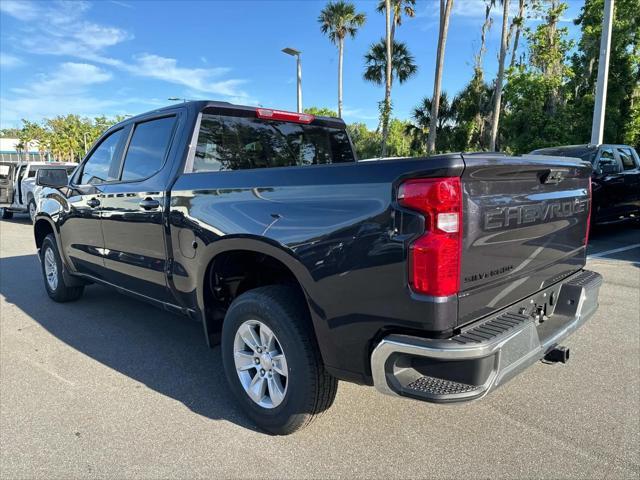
(458, 154, 591, 326)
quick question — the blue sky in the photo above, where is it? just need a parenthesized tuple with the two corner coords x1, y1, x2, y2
(0, 0, 584, 129)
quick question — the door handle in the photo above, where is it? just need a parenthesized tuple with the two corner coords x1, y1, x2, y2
(139, 198, 160, 210)
(87, 198, 100, 208)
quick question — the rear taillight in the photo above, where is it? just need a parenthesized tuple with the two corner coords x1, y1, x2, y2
(398, 177, 462, 297)
(255, 108, 314, 124)
(585, 177, 592, 246)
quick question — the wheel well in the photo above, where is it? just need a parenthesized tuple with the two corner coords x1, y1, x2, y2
(203, 250, 307, 339)
(34, 220, 54, 250)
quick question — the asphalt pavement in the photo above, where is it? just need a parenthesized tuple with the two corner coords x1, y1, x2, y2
(1, 216, 638, 479)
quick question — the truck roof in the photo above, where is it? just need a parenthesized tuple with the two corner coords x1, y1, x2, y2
(121, 100, 346, 130)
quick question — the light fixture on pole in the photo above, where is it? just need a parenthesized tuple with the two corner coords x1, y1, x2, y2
(282, 47, 302, 113)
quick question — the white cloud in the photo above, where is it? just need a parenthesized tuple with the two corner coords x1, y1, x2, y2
(12, 62, 112, 97)
(0, 52, 24, 68)
(5, 0, 252, 101)
(0, 94, 162, 128)
(417, 0, 522, 30)
(128, 54, 246, 96)
(1, 62, 120, 126)
(0, 0, 39, 21)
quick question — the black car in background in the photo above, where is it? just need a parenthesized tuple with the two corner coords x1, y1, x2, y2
(530, 144, 640, 225)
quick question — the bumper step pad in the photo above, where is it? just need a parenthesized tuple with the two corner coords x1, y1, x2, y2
(406, 376, 478, 396)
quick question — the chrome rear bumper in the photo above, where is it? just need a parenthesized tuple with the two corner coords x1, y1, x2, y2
(371, 270, 602, 402)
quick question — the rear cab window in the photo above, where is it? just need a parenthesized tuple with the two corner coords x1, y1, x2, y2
(617, 147, 638, 171)
(192, 111, 354, 173)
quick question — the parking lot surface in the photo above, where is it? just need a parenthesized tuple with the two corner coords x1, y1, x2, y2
(1, 217, 638, 479)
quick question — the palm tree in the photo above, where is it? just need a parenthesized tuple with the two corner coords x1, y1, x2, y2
(380, 0, 393, 157)
(363, 39, 418, 88)
(426, 0, 455, 154)
(407, 92, 456, 151)
(376, 0, 416, 44)
(509, 0, 527, 68)
(318, 1, 366, 118)
(489, 0, 511, 151)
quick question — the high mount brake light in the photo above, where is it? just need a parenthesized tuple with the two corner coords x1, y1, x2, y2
(255, 108, 315, 124)
(398, 177, 462, 297)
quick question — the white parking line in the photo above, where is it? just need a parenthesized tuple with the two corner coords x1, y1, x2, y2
(588, 243, 640, 259)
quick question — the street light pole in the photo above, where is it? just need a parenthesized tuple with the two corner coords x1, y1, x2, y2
(590, 0, 614, 145)
(282, 48, 302, 113)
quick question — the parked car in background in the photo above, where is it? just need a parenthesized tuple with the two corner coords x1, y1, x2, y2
(0, 161, 76, 221)
(530, 144, 640, 225)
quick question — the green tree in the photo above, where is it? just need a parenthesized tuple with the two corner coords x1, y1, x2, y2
(426, 0, 455, 154)
(304, 107, 339, 118)
(408, 92, 459, 153)
(499, 1, 575, 153)
(318, 1, 366, 118)
(488, 0, 512, 151)
(568, 0, 639, 146)
(376, 0, 416, 46)
(346, 122, 381, 159)
(363, 39, 418, 87)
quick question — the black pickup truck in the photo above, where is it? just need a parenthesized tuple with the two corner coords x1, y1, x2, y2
(33, 101, 602, 434)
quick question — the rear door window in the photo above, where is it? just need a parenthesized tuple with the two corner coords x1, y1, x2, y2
(617, 147, 638, 170)
(193, 114, 354, 172)
(80, 128, 126, 185)
(120, 116, 176, 181)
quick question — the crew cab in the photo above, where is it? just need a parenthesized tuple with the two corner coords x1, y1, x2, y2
(0, 161, 76, 221)
(530, 144, 640, 225)
(34, 101, 601, 434)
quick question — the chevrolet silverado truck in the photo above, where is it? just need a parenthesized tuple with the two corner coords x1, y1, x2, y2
(33, 101, 602, 434)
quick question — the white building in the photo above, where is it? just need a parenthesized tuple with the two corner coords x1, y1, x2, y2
(0, 138, 43, 162)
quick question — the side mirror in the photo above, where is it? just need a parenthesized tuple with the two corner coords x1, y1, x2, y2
(599, 163, 618, 175)
(36, 168, 68, 188)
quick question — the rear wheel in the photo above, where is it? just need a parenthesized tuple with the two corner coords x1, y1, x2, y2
(40, 234, 84, 302)
(221, 285, 337, 435)
(1, 208, 12, 220)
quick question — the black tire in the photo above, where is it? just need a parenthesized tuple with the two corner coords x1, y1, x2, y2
(221, 285, 338, 435)
(40, 234, 84, 302)
(28, 199, 37, 223)
(1, 208, 12, 220)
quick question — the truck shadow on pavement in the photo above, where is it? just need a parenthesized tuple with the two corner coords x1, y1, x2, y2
(0, 253, 262, 433)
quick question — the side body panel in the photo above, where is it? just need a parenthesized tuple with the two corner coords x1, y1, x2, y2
(57, 184, 107, 277)
(168, 157, 464, 382)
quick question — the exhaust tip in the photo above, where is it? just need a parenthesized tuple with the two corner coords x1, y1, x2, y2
(544, 345, 570, 364)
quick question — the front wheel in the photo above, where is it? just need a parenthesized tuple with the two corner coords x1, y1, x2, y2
(28, 200, 37, 223)
(40, 234, 84, 302)
(221, 285, 337, 435)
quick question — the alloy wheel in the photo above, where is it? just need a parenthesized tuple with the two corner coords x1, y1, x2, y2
(233, 319, 288, 408)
